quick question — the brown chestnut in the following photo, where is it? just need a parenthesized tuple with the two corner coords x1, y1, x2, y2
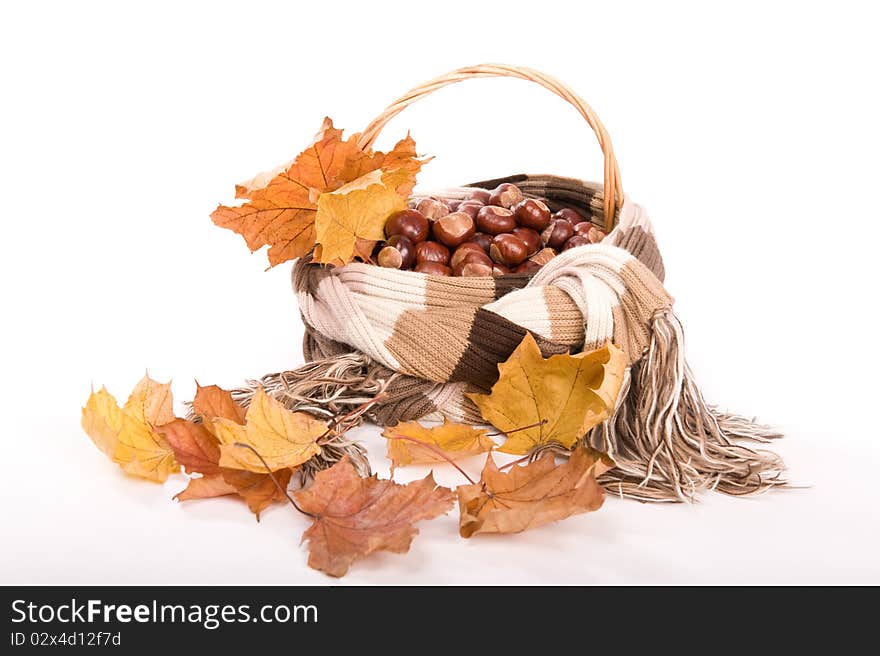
(447, 199, 462, 211)
(529, 247, 557, 266)
(488, 183, 524, 209)
(377, 235, 415, 269)
(432, 211, 476, 247)
(472, 232, 493, 254)
(514, 198, 552, 230)
(467, 188, 492, 204)
(514, 260, 542, 275)
(562, 235, 591, 251)
(452, 250, 492, 276)
(414, 261, 452, 276)
(415, 240, 450, 265)
(554, 208, 584, 227)
(457, 201, 483, 220)
(386, 209, 429, 243)
(459, 261, 494, 277)
(476, 206, 516, 235)
(512, 227, 541, 256)
(450, 242, 487, 270)
(489, 233, 529, 266)
(541, 219, 574, 249)
(588, 226, 606, 243)
(573, 221, 593, 238)
(492, 263, 512, 276)
(416, 198, 450, 221)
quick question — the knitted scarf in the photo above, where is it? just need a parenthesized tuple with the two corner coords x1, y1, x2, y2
(245, 174, 784, 502)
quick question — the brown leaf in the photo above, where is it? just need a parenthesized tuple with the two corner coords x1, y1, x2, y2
(457, 446, 614, 538)
(293, 457, 455, 577)
(166, 384, 297, 519)
(382, 418, 495, 471)
(191, 383, 246, 424)
(468, 335, 626, 454)
(211, 117, 424, 267)
(158, 419, 221, 475)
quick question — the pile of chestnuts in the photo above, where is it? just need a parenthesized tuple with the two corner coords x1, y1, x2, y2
(374, 182, 606, 277)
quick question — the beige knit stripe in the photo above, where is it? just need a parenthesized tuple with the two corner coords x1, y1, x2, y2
(611, 303, 650, 363)
(424, 275, 496, 308)
(385, 306, 476, 382)
(543, 286, 586, 345)
(297, 273, 402, 370)
(483, 287, 551, 342)
(609, 224, 665, 282)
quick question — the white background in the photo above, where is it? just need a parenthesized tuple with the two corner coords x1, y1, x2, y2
(2, 1, 878, 584)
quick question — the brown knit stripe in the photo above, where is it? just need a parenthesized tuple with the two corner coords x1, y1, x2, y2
(493, 273, 531, 299)
(385, 306, 476, 382)
(371, 376, 440, 425)
(612, 260, 674, 361)
(542, 286, 585, 346)
(449, 308, 570, 389)
(424, 275, 495, 309)
(611, 303, 649, 363)
(611, 225, 666, 282)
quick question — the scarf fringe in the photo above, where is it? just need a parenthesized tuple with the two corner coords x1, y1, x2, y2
(588, 309, 786, 502)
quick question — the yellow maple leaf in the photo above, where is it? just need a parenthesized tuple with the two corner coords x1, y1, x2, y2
(212, 387, 326, 473)
(467, 335, 626, 455)
(81, 376, 179, 482)
(381, 419, 495, 470)
(314, 169, 408, 267)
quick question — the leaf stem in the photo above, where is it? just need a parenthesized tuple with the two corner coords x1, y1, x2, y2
(486, 418, 548, 438)
(232, 442, 315, 518)
(385, 433, 477, 485)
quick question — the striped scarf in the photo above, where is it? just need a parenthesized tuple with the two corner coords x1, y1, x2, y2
(272, 175, 784, 501)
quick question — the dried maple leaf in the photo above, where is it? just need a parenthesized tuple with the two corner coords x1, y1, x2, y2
(293, 457, 455, 577)
(168, 384, 296, 519)
(211, 117, 424, 267)
(191, 383, 246, 424)
(313, 169, 408, 267)
(467, 335, 626, 455)
(382, 418, 495, 471)
(210, 387, 326, 473)
(457, 446, 614, 538)
(81, 375, 179, 482)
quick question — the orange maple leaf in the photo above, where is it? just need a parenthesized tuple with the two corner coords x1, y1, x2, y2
(211, 117, 424, 267)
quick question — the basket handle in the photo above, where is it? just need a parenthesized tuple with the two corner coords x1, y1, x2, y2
(359, 63, 623, 228)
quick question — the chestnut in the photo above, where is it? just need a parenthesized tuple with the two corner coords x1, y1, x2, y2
(377, 235, 415, 269)
(588, 226, 606, 243)
(529, 247, 557, 266)
(553, 208, 584, 227)
(452, 252, 492, 276)
(459, 261, 494, 277)
(472, 232, 493, 254)
(514, 198, 552, 230)
(386, 209, 429, 243)
(541, 219, 574, 249)
(447, 199, 462, 211)
(573, 221, 593, 238)
(432, 211, 476, 247)
(467, 188, 492, 204)
(476, 206, 516, 235)
(489, 233, 529, 266)
(488, 183, 524, 209)
(492, 263, 512, 276)
(562, 235, 591, 251)
(414, 261, 452, 276)
(512, 227, 541, 256)
(415, 240, 450, 265)
(457, 201, 483, 220)
(514, 260, 542, 275)
(416, 198, 450, 221)
(450, 242, 487, 270)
